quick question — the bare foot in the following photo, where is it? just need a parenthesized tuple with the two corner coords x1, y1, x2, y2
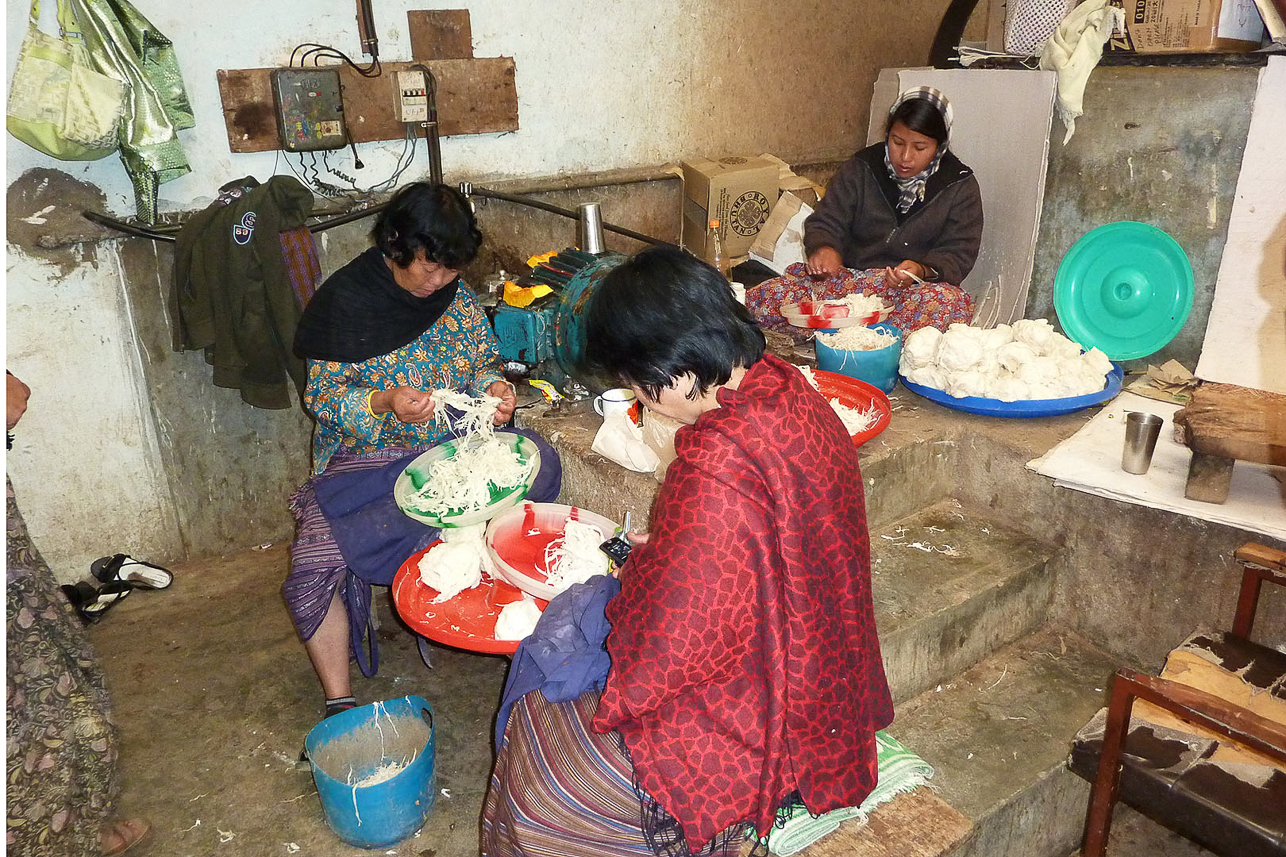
(101, 817, 152, 857)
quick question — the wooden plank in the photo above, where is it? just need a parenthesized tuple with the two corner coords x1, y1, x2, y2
(1173, 382, 1286, 467)
(408, 10, 474, 60)
(1236, 542, 1286, 572)
(217, 69, 278, 152)
(217, 58, 517, 154)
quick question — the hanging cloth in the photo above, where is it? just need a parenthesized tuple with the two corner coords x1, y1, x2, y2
(68, 0, 194, 222)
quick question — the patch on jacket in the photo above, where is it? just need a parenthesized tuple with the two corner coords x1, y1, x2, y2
(232, 211, 257, 245)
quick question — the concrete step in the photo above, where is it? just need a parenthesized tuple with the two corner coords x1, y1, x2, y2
(872, 500, 1056, 703)
(890, 627, 1119, 857)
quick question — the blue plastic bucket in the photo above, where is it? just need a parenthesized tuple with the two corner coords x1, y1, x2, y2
(815, 323, 903, 393)
(305, 695, 436, 849)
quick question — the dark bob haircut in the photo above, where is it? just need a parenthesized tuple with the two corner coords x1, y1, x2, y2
(887, 97, 948, 147)
(372, 182, 482, 269)
(584, 245, 765, 402)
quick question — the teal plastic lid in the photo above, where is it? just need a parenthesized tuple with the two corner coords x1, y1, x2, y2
(1053, 221, 1194, 361)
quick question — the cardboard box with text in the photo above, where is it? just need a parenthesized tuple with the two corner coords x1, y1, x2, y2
(681, 156, 779, 264)
(1107, 0, 1265, 52)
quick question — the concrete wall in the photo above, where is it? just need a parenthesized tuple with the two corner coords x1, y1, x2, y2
(6, 0, 968, 581)
(1026, 66, 1260, 371)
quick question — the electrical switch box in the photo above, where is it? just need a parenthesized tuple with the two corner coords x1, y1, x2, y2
(393, 70, 429, 123)
(271, 68, 347, 152)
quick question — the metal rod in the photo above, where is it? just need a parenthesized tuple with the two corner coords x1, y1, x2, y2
(466, 186, 669, 246)
(424, 68, 443, 187)
(81, 210, 177, 243)
(81, 183, 671, 246)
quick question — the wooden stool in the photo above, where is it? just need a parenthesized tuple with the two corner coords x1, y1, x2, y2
(1173, 383, 1286, 504)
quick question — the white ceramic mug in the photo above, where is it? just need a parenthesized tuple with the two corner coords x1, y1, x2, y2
(594, 388, 637, 419)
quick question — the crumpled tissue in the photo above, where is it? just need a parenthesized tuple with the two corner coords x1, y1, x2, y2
(591, 411, 660, 474)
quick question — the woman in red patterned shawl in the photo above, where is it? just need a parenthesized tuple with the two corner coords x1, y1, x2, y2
(483, 246, 891, 857)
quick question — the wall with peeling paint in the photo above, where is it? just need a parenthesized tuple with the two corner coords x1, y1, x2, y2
(5, 0, 967, 219)
(6, 0, 983, 579)
(1028, 67, 1260, 370)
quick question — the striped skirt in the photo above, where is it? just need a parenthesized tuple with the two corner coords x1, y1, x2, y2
(483, 689, 655, 857)
(284, 447, 416, 641)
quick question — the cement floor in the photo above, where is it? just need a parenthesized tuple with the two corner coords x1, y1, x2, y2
(92, 543, 504, 857)
(88, 542, 1215, 857)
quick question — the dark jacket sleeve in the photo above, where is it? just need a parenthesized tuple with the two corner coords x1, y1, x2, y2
(920, 175, 983, 287)
(803, 156, 865, 258)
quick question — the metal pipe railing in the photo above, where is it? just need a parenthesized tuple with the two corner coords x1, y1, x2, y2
(81, 182, 670, 247)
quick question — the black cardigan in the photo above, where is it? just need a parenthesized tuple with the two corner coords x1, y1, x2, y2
(803, 145, 984, 289)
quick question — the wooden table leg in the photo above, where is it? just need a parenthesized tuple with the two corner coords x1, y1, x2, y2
(1184, 452, 1234, 504)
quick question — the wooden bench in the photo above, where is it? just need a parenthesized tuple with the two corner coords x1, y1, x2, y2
(1074, 543, 1286, 857)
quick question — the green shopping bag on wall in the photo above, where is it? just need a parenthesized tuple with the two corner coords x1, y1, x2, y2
(69, 0, 193, 222)
(6, 0, 126, 160)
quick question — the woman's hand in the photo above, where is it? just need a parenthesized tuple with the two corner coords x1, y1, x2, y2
(7, 373, 31, 430)
(371, 387, 436, 424)
(609, 531, 649, 579)
(487, 380, 517, 425)
(881, 260, 926, 287)
(805, 246, 843, 277)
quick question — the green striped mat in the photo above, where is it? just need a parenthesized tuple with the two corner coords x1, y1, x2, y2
(766, 731, 934, 856)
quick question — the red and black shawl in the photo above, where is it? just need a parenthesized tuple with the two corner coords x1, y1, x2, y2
(593, 353, 893, 850)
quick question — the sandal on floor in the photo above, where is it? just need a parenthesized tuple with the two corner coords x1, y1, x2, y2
(101, 817, 151, 857)
(91, 554, 173, 590)
(61, 580, 133, 624)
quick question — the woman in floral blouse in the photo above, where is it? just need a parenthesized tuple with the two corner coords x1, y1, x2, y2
(285, 183, 560, 719)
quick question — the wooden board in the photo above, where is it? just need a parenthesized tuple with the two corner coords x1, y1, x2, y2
(1173, 382, 1286, 467)
(408, 10, 474, 60)
(217, 58, 517, 153)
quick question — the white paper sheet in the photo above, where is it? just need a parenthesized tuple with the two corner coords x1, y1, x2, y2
(1027, 392, 1286, 539)
(1194, 56, 1286, 395)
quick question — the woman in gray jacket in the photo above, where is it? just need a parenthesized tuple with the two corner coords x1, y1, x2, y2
(749, 87, 982, 333)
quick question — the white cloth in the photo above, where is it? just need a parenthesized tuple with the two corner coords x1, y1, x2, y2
(1028, 392, 1286, 540)
(1039, 0, 1124, 143)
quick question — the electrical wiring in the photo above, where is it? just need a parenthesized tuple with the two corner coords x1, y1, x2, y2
(289, 42, 380, 77)
(282, 123, 417, 201)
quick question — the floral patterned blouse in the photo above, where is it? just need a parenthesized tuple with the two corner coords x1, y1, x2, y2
(303, 286, 504, 473)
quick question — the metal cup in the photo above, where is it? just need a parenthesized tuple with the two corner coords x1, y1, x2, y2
(577, 202, 605, 255)
(1121, 412, 1164, 474)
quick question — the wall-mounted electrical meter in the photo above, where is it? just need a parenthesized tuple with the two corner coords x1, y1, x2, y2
(271, 68, 347, 152)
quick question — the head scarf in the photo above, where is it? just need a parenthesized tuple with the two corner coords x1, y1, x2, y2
(293, 247, 460, 363)
(884, 86, 953, 213)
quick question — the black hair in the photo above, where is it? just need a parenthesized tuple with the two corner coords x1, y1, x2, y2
(372, 182, 482, 269)
(584, 246, 765, 402)
(887, 98, 948, 147)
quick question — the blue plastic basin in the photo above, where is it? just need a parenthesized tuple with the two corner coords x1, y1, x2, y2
(305, 696, 436, 849)
(815, 323, 903, 393)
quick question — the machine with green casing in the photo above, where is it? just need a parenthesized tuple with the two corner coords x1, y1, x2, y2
(490, 248, 625, 391)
